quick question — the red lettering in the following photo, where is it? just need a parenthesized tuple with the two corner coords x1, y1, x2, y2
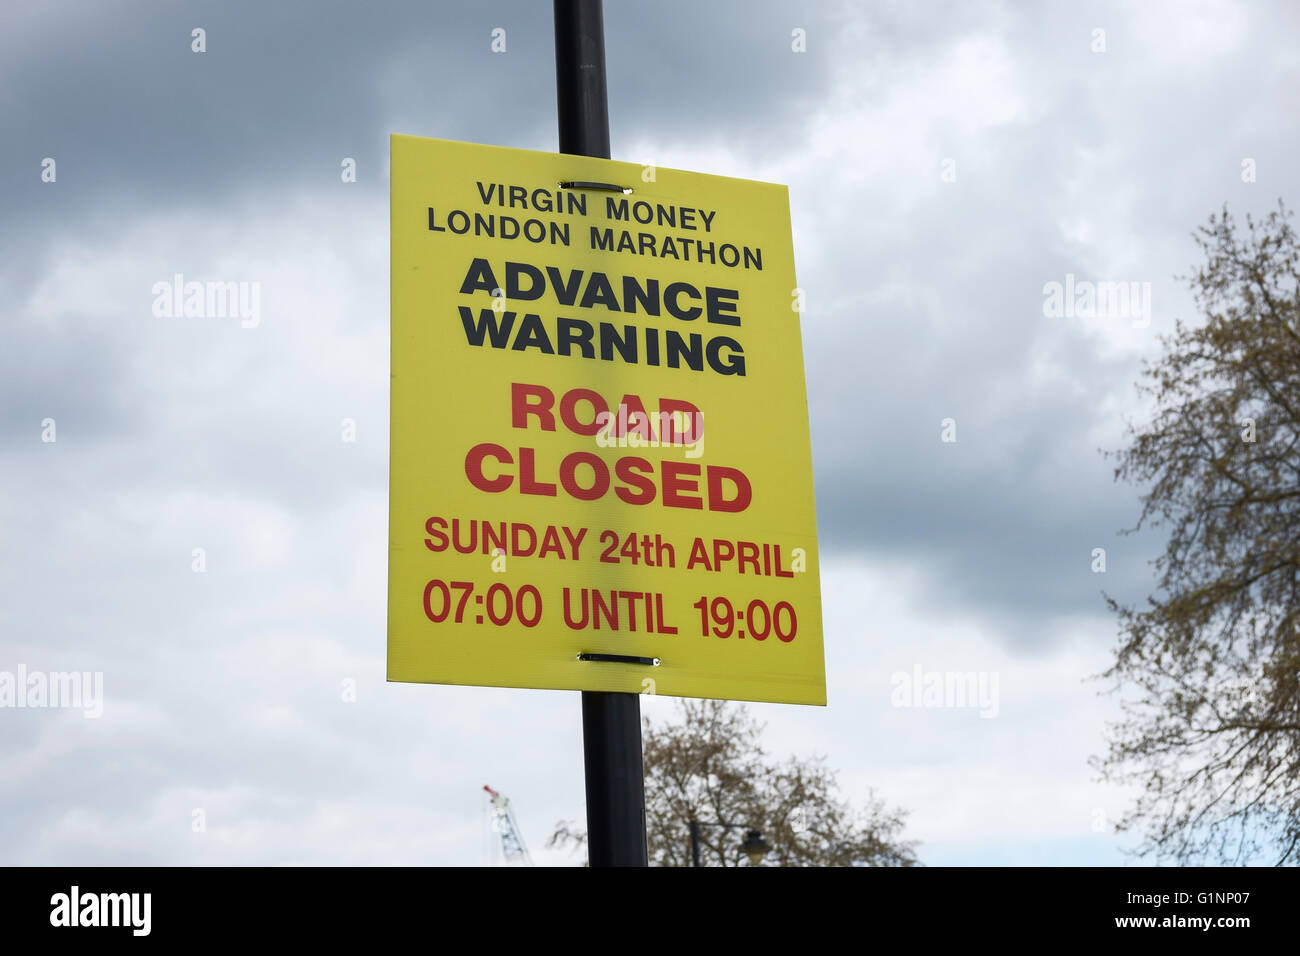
(617, 395, 653, 440)
(560, 452, 610, 501)
(424, 516, 448, 551)
(660, 399, 703, 443)
(465, 443, 513, 493)
(707, 465, 751, 513)
(519, 447, 557, 496)
(560, 388, 608, 436)
(511, 383, 555, 430)
(662, 461, 704, 510)
(614, 457, 656, 505)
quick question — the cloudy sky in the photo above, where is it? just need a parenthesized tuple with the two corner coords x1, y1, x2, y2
(3, 0, 1298, 866)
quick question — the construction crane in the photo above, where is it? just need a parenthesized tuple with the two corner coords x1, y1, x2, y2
(483, 785, 533, 866)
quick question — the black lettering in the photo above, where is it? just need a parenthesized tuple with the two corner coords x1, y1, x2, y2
(547, 267, 585, 306)
(557, 317, 595, 358)
(459, 307, 514, 348)
(621, 276, 660, 316)
(706, 336, 745, 376)
(665, 330, 703, 370)
(706, 287, 741, 326)
(580, 272, 620, 311)
(459, 258, 498, 295)
(600, 324, 638, 363)
(512, 313, 555, 353)
(665, 282, 703, 320)
(506, 262, 545, 300)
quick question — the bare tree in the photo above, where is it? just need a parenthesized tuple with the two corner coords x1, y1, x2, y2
(551, 699, 918, 866)
(1097, 202, 1300, 865)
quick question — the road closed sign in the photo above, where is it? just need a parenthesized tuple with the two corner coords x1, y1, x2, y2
(387, 135, 824, 705)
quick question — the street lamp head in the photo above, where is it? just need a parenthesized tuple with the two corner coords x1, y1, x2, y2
(740, 829, 770, 865)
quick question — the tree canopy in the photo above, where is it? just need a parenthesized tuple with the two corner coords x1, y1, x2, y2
(552, 699, 918, 866)
(1098, 202, 1300, 865)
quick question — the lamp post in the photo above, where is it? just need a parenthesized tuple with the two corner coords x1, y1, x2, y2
(688, 819, 771, 867)
(555, 0, 648, 869)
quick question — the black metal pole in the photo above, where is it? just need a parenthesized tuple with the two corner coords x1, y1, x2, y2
(689, 819, 701, 867)
(554, 0, 648, 868)
(555, 0, 610, 159)
(581, 691, 646, 866)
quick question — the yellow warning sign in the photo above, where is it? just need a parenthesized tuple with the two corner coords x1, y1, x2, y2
(388, 135, 824, 705)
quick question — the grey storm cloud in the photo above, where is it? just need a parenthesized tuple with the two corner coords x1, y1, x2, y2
(1, 1, 841, 218)
(792, 0, 1300, 639)
(3, 0, 1299, 865)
